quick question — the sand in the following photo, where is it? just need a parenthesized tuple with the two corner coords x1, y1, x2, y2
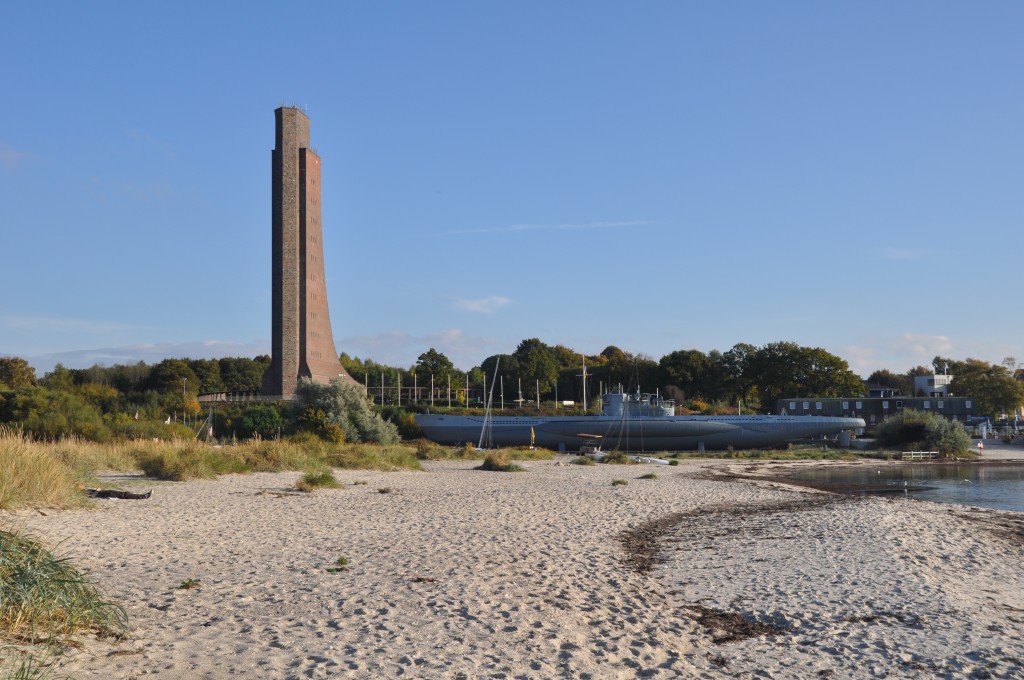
(7, 457, 1024, 679)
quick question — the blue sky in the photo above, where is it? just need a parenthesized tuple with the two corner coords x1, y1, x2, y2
(2, 2, 1022, 377)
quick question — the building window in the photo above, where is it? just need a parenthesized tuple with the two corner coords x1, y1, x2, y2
(938, 400, 944, 409)
(842, 401, 849, 410)
(871, 414, 877, 423)
(896, 401, 903, 409)
(924, 401, 930, 409)
(882, 401, 889, 409)
(856, 401, 863, 410)
(966, 400, 972, 409)
(803, 401, 809, 410)
(789, 401, 796, 410)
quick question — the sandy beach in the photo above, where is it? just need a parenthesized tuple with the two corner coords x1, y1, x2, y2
(8, 455, 1024, 679)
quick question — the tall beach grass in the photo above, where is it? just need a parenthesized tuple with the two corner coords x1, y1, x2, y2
(0, 528, 127, 644)
(0, 428, 93, 511)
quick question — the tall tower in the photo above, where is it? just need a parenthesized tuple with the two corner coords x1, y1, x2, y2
(262, 107, 354, 398)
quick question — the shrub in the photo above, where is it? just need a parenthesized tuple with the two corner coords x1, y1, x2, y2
(570, 456, 595, 465)
(414, 439, 452, 460)
(599, 451, 631, 465)
(292, 379, 400, 444)
(875, 410, 971, 456)
(638, 472, 658, 480)
(611, 479, 628, 486)
(476, 450, 524, 472)
(386, 409, 423, 440)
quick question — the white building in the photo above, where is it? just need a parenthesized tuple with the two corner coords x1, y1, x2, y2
(914, 373, 952, 398)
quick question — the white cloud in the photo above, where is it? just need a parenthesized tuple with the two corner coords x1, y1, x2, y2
(447, 220, 654, 235)
(840, 332, 1024, 376)
(0, 142, 30, 171)
(453, 296, 512, 314)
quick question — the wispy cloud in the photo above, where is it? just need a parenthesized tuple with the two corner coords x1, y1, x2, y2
(0, 142, 31, 171)
(339, 329, 501, 371)
(1, 315, 149, 335)
(453, 296, 512, 314)
(447, 220, 654, 235)
(839, 331, 958, 374)
(25, 339, 271, 374)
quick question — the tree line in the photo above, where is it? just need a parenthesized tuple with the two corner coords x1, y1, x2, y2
(0, 356, 269, 441)
(386, 339, 868, 413)
(2, 340, 1022, 443)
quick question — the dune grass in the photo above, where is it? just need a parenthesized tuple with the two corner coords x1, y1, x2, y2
(414, 440, 556, 462)
(0, 528, 126, 645)
(295, 467, 341, 492)
(0, 428, 94, 511)
(1, 427, 427, 508)
(475, 450, 525, 472)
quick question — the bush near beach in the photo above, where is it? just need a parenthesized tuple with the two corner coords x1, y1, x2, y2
(875, 409, 971, 456)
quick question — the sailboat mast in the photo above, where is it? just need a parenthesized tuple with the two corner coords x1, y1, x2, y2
(479, 357, 500, 449)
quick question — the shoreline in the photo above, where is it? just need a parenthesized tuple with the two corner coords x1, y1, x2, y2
(7, 457, 1023, 678)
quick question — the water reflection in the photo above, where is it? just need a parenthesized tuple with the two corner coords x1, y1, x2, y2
(792, 464, 1024, 513)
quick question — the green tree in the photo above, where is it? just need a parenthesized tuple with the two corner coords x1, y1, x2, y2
(106, 361, 152, 394)
(513, 339, 559, 398)
(480, 354, 520, 394)
(0, 357, 36, 389)
(218, 357, 269, 392)
(188, 359, 225, 393)
(416, 348, 455, 382)
(746, 342, 864, 412)
(237, 404, 284, 439)
(717, 343, 757, 407)
(147, 359, 199, 394)
(0, 385, 109, 441)
(659, 349, 710, 399)
(39, 363, 75, 391)
(950, 359, 1024, 418)
(865, 369, 912, 396)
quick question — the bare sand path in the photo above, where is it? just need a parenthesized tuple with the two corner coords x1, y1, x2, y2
(8, 458, 1024, 679)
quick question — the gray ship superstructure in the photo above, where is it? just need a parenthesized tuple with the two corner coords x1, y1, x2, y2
(415, 389, 865, 452)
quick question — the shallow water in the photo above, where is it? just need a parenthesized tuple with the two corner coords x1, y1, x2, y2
(792, 463, 1024, 513)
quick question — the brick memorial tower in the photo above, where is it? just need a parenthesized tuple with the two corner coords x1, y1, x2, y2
(262, 107, 355, 398)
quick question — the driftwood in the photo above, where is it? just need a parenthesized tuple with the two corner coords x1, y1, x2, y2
(84, 488, 152, 500)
